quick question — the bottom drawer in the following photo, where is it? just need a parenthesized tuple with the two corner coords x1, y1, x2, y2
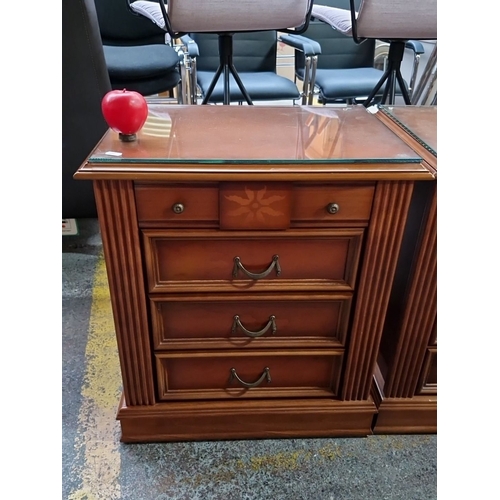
(156, 350, 344, 401)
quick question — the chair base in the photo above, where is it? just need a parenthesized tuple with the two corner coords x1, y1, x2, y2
(202, 34, 253, 105)
(364, 41, 411, 107)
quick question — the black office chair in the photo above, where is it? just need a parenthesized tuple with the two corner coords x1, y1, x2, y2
(131, 0, 313, 104)
(93, 0, 183, 98)
(280, 0, 424, 105)
(179, 31, 302, 104)
(307, 0, 436, 106)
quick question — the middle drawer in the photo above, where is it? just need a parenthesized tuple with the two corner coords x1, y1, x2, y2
(143, 229, 364, 293)
(150, 293, 353, 350)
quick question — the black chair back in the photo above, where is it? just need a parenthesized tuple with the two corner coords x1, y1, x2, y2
(94, 0, 166, 45)
(295, 0, 375, 72)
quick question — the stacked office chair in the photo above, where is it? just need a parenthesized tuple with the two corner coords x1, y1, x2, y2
(62, 0, 112, 219)
(93, 0, 183, 98)
(130, 0, 314, 104)
(308, 0, 437, 106)
(280, 0, 425, 105)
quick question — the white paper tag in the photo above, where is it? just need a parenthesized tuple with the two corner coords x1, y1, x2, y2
(62, 219, 79, 236)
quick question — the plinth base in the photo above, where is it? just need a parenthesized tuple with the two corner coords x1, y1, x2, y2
(116, 394, 377, 443)
(371, 382, 437, 434)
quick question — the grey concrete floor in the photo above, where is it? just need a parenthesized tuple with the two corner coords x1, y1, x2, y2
(62, 218, 437, 500)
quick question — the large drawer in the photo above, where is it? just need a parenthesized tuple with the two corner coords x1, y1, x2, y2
(155, 350, 344, 400)
(143, 229, 364, 293)
(150, 293, 352, 349)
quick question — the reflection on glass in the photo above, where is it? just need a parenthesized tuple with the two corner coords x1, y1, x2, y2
(142, 109, 173, 138)
(303, 108, 341, 159)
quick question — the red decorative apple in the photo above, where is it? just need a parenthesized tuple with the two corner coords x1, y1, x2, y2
(101, 89, 148, 142)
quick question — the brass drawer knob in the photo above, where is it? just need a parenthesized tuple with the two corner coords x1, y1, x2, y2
(327, 203, 339, 214)
(172, 203, 184, 214)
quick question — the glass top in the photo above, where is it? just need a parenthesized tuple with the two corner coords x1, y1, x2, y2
(379, 105, 437, 156)
(89, 104, 421, 164)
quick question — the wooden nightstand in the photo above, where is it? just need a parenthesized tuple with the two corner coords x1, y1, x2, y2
(372, 105, 437, 433)
(74, 103, 435, 442)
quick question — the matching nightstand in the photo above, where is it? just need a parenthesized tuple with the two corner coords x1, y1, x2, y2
(372, 105, 437, 433)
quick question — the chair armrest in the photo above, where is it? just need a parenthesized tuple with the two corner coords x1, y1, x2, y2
(279, 33, 322, 56)
(178, 34, 199, 57)
(405, 40, 425, 55)
(175, 34, 199, 105)
(280, 34, 320, 106)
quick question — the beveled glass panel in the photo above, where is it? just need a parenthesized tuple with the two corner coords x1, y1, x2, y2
(89, 103, 421, 164)
(379, 105, 437, 156)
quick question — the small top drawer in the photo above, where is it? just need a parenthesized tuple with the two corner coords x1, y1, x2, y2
(292, 183, 375, 226)
(135, 183, 219, 227)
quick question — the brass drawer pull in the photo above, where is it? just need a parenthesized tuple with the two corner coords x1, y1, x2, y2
(232, 255, 281, 279)
(327, 203, 339, 214)
(232, 315, 277, 337)
(172, 203, 184, 214)
(230, 367, 271, 388)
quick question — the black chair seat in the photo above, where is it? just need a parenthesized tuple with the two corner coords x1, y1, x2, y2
(103, 44, 181, 95)
(297, 67, 405, 103)
(103, 44, 180, 80)
(108, 73, 181, 96)
(313, 67, 384, 101)
(197, 71, 300, 103)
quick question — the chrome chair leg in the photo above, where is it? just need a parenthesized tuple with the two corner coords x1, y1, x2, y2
(302, 56, 312, 105)
(307, 55, 318, 105)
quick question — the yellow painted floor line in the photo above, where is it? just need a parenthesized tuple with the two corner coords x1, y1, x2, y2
(69, 254, 122, 500)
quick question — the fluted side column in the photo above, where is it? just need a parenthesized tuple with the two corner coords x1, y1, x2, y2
(342, 181, 414, 401)
(384, 185, 437, 397)
(94, 180, 155, 406)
